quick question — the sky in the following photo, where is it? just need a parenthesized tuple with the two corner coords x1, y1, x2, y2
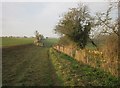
(1, 0, 118, 38)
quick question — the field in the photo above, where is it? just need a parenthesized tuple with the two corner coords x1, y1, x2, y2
(2, 37, 119, 86)
(2, 37, 62, 86)
(1, 37, 34, 47)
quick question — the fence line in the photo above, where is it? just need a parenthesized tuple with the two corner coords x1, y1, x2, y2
(53, 45, 118, 77)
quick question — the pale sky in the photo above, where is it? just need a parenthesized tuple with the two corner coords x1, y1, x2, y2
(1, 0, 118, 37)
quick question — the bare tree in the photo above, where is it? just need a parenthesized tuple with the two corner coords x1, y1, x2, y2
(93, 2, 119, 37)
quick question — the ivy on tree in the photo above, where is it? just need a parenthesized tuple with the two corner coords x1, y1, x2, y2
(54, 4, 95, 49)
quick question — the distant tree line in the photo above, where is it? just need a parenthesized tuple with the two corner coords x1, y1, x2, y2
(2, 36, 35, 38)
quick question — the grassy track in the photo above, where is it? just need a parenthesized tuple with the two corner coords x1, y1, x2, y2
(2, 38, 62, 86)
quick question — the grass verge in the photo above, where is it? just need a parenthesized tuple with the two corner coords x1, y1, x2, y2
(49, 48, 119, 86)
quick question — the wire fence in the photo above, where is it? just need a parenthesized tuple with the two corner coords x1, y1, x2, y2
(53, 45, 118, 77)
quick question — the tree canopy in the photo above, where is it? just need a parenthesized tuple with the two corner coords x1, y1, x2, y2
(54, 4, 94, 49)
(54, 2, 118, 49)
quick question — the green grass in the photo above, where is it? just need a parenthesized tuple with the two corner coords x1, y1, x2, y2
(3, 37, 119, 86)
(2, 38, 62, 86)
(1, 37, 59, 47)
(1, 37, 34, 47)
(43, 38, 59, 47)
(49, 48, 119, 86)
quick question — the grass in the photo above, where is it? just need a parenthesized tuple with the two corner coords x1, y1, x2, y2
(49, 48, 119, 86)
(1, 37, 59, 47)
(1, 37, 34, 47)
(2, 38, 62, 86)
(2, 37, 119, 86)
(43, 38, 59, 47)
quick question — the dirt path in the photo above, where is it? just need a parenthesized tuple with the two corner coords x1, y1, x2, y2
(2, 43, 62, 86)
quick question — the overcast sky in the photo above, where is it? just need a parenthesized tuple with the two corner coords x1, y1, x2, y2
(1, 1, 118, 37)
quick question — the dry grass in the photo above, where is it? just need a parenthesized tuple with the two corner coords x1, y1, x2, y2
(53, 34, 118, 77)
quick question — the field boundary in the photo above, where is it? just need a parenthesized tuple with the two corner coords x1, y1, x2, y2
(53, 45, 118, 77)
(49, 48, 119, 86)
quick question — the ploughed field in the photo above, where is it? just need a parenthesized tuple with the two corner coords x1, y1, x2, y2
(2, 38, 61, 86)
(2, 38, 119, 86)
